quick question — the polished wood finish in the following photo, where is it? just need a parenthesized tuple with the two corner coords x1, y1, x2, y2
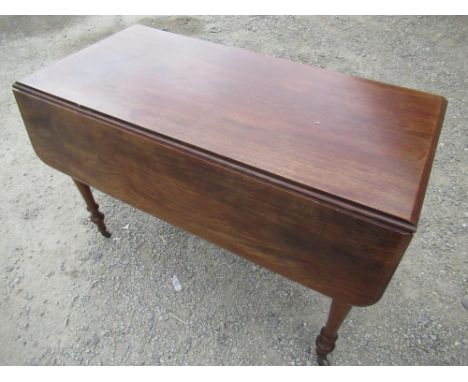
(72, 179, 111, 238)
(12, 87, 412, 307)
(12, 25, 447, 364)
(16, 25, 446, 231)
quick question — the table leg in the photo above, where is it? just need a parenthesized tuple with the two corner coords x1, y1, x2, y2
(72, 178, 111, 238)
(315, 298, 352, 365)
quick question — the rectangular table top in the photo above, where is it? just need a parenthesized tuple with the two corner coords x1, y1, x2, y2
(15, 25, 446, 233)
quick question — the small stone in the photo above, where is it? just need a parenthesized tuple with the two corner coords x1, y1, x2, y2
(87, 335, 100, 347)
(209, 26, 221, 33)
(171, 275, 182, 292)
(91, 252, 103, 262)
(267, 314, 280, 328)
(462, 296, 468, 310)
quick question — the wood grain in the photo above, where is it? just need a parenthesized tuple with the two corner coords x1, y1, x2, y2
(14, 88, 412, 306)
(14, 25, 447, 231)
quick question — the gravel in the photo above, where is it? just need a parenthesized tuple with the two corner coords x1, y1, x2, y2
(0, 15, 467, 365)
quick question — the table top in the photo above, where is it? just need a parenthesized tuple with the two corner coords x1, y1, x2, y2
(15, 25, 446, 233)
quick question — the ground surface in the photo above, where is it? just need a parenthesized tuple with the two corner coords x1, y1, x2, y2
(0, 16, 467, 366)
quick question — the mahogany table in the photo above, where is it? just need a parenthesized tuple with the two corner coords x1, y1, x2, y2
(13, 25, 447, 365)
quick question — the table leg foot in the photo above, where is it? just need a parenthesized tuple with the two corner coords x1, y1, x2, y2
(73, 179, 111, 238)
(315, 299, 352, 366)
(317, 354, 331, 366)
(316, 328, 337, 365)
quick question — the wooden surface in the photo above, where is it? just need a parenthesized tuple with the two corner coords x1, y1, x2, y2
(72, 178, 111, 238)
(14, 24, 447, 232)
(13, 88, 413, 306)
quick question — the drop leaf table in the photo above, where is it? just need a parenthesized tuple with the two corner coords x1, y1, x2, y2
(13, 25, 447, 365)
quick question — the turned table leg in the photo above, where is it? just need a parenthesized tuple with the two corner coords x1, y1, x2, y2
(315, 299, 352, 365)
(73, 179, 111, 238)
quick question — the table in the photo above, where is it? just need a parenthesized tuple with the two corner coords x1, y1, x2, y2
(13, 25, 447, 365)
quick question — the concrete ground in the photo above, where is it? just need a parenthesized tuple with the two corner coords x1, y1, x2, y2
(0, 15, 467, 366)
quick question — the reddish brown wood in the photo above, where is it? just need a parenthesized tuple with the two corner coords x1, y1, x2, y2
(316, 299, 352, 365)
(11, 25, 447, 364)
(72, 178, 111, 238)
(15, 24, 446, 231)
(13, 88, 413, 306)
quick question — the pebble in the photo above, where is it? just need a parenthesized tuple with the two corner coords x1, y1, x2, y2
(171, 275, 182, 292)
(209, 26, 221, 33)
(87, 335, 100, 347)
(91, 252, 103, 262)
(267, 314, 280, 328)
(462, 296, 468, 310)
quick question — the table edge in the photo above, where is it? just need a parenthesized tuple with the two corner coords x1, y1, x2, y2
(410, 96, 447, 225)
